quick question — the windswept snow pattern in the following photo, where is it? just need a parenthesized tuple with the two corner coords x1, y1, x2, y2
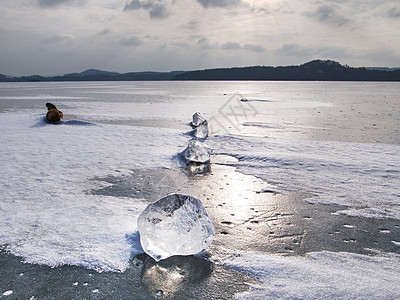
(0, 113, 187, 272)
(223, 251, 400, 299)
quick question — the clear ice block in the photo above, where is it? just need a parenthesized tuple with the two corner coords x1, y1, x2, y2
(194, 120, 208, 139)
(184, 138, 211, 163)
(137, 194, 215, 261)
(191, 112, 205, 127)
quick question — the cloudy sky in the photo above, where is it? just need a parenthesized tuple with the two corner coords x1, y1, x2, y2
(1, 0, 399, 76)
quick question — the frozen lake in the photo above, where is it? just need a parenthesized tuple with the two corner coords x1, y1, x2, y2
(1, 81, 400, 298)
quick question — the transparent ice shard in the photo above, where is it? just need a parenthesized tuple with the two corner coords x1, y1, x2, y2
(194, 120, 208, 139)
(137, 194, 215, 261)
(191, 112, 205, 127)
(184, 138, 211, 163)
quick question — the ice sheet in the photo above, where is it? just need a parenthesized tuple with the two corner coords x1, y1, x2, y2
(0, 113, 188, 272)
(1, 81, 400, 285)
(209, 135, 400, 220)
(223, 251, 400, 299)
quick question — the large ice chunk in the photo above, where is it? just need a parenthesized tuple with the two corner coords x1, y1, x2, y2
(191, 112, 205, 127)
(184, 138, 211, 163)
(194, 120, 208, 139)
(137, 194, 215, 261)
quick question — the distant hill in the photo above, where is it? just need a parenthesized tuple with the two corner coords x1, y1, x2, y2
(173, 60, 400, 81)
(64, 69, 121, 77)
(1, 60, 400, 82)
(0, 69, 184, 82)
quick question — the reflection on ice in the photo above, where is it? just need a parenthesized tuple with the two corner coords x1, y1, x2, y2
(140, 254, 212, 299)
(186, 161, 211, 175)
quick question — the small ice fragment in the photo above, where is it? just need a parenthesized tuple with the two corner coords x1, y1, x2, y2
(184, 138, 211, 163)
(194, 120, 208, 139)
(392, 241, 400, 247)
(343, 224, 355, 229)
(137, 194, 215, 261)
(192, 112, 205, 127)
(2, 290, 13, 296)
(155, 290, 164, 297)
(73, 282, 79, 286)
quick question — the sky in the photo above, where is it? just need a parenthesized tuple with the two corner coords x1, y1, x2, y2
(0, 0, 399, 76)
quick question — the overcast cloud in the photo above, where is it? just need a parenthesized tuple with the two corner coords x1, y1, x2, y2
(0, 0, 399, 75)
(124, 0, 170, 19)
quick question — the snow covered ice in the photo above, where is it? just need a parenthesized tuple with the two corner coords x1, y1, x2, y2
(191, 112, 205, 127)
(194, 120, 208, 139)
(137, 194, 215, 261)
(184, 138, 211, 163)
(1, 81, 400, 299)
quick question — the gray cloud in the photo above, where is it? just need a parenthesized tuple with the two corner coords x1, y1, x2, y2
(119, 36, 142, 47)
(98, 29, 111, 36)
(305, 5, 350, 26)
(387, 7, 400, 18)
(277, 43, 349, 61)
(220, 42, 265, 52)
(37, 0, 70, 6)
(221, 42, 241, 50)
(243, 44, 266, 52)
(360, 49, 400, 65)
(196, 0, 242, 8)
(278, 44, 317, 57)
(197, 37, 218, 49)
(36, 0, 84, 7)
(42, 34, 73, 44)
(124, 0, 170, 19)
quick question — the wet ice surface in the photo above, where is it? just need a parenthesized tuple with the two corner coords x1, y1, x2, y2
(91, 164, 400, 299)
(208, 134, 400, 220)
(137, 194, 215, 261)
(0, 248, 252, 300)
(1, 81, 400, 299)
(92, 164, 400, 256)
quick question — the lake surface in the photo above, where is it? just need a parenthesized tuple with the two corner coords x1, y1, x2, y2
(1, 81, 399, 143)
(1, 81, 400, 299)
